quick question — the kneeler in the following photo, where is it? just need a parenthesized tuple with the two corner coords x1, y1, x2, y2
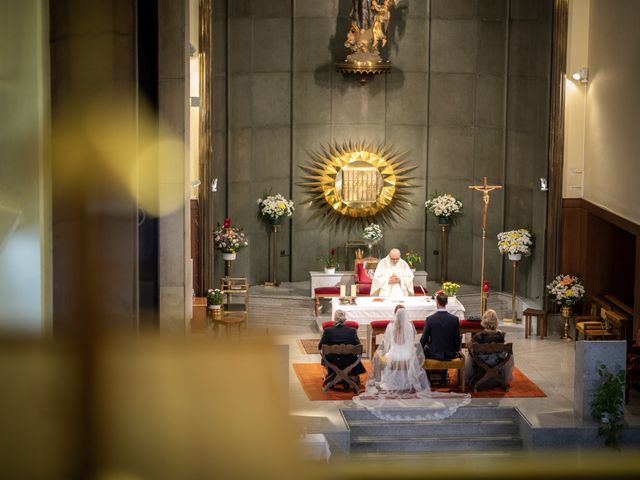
(321, 344, 364, 394)
(469, 343, 513, 392)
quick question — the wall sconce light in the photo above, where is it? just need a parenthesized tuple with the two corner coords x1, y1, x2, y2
(571, 67, 589, 84)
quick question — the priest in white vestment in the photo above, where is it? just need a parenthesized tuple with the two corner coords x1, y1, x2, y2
(370, 248, 414, 297)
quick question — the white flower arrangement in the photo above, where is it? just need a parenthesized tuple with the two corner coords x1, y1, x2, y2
(362, 223, 383, 242)
(497, 229, 533, 256)
(213, 225, 249, 253)
(546, 274, 585, 307)
(257, 193, 294, 222)
(425, 193, 463, 218)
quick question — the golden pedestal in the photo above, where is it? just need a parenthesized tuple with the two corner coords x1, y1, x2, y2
(560, 305, 572, 340)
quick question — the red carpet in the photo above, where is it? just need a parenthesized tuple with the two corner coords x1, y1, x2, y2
(293, 362, 546, 401)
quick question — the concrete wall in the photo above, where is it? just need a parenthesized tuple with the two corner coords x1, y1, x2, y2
(0, 0, 51, 334)
(213, 0, 552, 301)
(582, 0, 640, 225)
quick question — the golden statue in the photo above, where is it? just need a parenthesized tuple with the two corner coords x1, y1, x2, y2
(337, 0, 397, 84)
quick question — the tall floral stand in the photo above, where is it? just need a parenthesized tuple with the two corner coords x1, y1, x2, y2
(560, 305, 572, 340)
(222, 252, 236, 277)
(265, 221, 281, 287)
(438, 217, 449, 283)
(503, 253, 521, 323)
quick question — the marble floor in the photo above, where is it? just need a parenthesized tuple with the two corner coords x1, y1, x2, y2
(227, 281, 640, 444)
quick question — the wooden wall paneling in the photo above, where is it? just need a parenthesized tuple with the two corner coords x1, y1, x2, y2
(560, 199, 587, 279)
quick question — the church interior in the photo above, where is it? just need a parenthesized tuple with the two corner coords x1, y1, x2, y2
(2, 0, 640, 478)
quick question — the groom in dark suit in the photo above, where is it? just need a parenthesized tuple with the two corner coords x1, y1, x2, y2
(421, 292, 461, 360)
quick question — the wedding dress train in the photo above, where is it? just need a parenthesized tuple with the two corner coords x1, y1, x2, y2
(353, 309, 471, 420)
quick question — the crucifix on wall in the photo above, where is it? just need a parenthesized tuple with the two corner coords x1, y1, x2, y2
(468, 177, 503, 315)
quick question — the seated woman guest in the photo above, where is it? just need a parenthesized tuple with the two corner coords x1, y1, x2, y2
(464, 309, 514, 388)
(318, 310, 366, 386)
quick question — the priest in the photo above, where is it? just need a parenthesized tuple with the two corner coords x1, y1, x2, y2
(370, 248, 414, 297)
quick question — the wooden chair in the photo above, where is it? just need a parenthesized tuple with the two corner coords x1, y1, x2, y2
(423, 356, 466, 391)
(321, 344, 364, 394)
(468, 343, 513, 392)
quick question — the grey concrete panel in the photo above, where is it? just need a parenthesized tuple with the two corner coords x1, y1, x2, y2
(213, 75, 227, 131)
(213, 19, 227, 75)
(431, 20, 477, 73)
(504, 185, 534, 230)
(386, 19, 428, 73)
(474, 127, 505, 182)
(331, 73, 386, 124)
(386, 73, 428, 125)
(293, 72, 332, 124)
(229, 18, 252, 74)
(213, 0, 227, 17)
(429, 73, 475, 127)
(252, 126, 292, 179)
(294, 18, 336, 71)
(294, 0, 339, 18)
(229, 0, 251, 17)
(252, 0, 292, 18)
(477, 20, 506, 76)
(291, 228, 334, 281)
(506, 130, 536, 189)
(252, 72, 291, 126)
(330, 124, 386, 145)
(428, 126, 474, 180)
(432, 0, 478, 19)
(229, 74, 252, 127)
(508, 21, 552, 77)
(477, 0, 507, 21)
(507, 76, 549, 133)
(158, 0, 185, 80)
(476, 74, 505, 127)
(228, 128, 252, 183)
(446, 230, 474, 285)
(510, 0, 553, 21)
(292, 125, 332, 183)
(384, 228, 425, 260)
(212, 130, 227, 196)
(253, 19, 292, 72)
(384, 125, 427, 173)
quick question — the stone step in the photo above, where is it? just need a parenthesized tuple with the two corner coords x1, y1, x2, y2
(349, 419, 519, 437)
(350, 434, 523, 453)
(348, 450, 522, 462)
(342, 406, 518, 422)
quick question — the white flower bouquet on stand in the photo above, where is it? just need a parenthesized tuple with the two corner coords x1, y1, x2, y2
(362, 223, 383, 243)
(425, 193, 463, 224)
(257, 192, 294, 224)
(497, 228, 533, 261)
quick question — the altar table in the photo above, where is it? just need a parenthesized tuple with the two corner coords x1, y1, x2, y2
(331, 296, 465, 323)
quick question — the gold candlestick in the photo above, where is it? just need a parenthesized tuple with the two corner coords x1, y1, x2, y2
(265, 224, 280, 287)
(504, 258, 519, 323)
(560, 305, 572, 340)
(439, 221, 449, 283)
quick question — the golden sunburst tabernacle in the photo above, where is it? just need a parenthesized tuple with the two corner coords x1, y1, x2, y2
(298, 141, 417, 229)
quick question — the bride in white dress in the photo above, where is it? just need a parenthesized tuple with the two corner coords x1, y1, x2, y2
(353, 307, 470, 420)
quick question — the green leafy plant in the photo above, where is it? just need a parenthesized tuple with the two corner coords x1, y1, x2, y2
(591, 363, 626, 448)
(404, 251, 422, 268)
(207, 288, 223, 306)
(318, 248, 340, 269)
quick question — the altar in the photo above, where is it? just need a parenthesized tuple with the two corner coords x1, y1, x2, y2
(331, 296, 465, 323)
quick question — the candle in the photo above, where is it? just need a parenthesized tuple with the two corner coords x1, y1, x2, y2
(350, 285, 357, 297)
(340, 285, 346, 297)
(223, 218, 231, 228)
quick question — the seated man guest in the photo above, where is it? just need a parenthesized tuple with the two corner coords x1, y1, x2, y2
(464, 309, 514, 388)
(318, 310, 366, 386)
(370, 248, 414, 297)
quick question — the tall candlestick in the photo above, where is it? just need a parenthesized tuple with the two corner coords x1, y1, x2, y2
(350, 285, 357, 297)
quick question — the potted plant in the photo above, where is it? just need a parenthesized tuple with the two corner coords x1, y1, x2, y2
(257, 192, 294, 225)
(591, 363, 626, 447)
(497, 228, 533, 261)
(442, 281, 460, 298)
(425, 193, 463, 224)
(213, 222, 249, 260)
(319, 248, 339, 274)
(404, 251, 422, 272)
(207, 288, 223, 309)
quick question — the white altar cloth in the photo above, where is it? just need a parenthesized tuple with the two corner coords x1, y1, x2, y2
(331, 296, 465, 324)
